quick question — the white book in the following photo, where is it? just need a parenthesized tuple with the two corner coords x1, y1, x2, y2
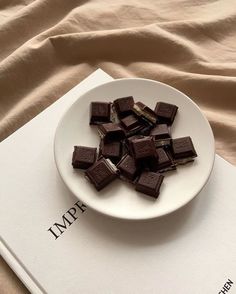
(0, 69, 235, 294)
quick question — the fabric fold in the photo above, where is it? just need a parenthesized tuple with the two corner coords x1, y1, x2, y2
(0, 0, 235, 166)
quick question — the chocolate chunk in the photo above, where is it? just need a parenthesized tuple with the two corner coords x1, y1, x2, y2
(72, 146, 97, 169)
(154, 102, 178, 125)
(99, 140, 121, 163)
(85, 157, 118, 191)
(155, 148, 176, 172)
(125, 134, 145, 151)
(150, 124, 171, 148)
(150, 124, 170, 139)
(139, 124, 154, 136)
(133, 102, 157, 124)
(120, 114, 140, 131)
(90, 102, 111, 125)
(113, 96, 134, 118)
(117, 154, 140, 181)
(155, 139, 171, 148)
(142, 155, 159, 172)
(135, 171, 164, 198)
(98, 123, 125, 142)
(130, 136, 156, 160)
(119, 122, 149, 138)
(171, 136, 197, 164)
(121, 140, 129, 157)
(119, 113, 149, 138)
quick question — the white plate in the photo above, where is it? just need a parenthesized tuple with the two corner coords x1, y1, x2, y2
(54, 78, 215, 220)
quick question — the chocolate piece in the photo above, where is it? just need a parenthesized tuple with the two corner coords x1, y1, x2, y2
(118, 113, 140, 138)
(98, 123, 125, 142)
(117, 154, 139, 181)
(120, 114, 140, 131)
(85, 157, 118, 191)
(154, 102, 178, 125)
(130, 136, 156, 160)
(125, 134, 144, 151)
(135, 171, 164, 198)
(121, 140, 129, 157)
(142, 155, 159, 172)
(99, 140, 121, 163)
(150, 124, 170, 139)
(72, 146, 97, 169)
(119, 122, 147, 138)
(113, 96, 134, 118)
(90, 102, 112, 125)
(150, 124, 171, 148)
(133, 102, 157, 124)
(119, 114, 150, 138)
(155, 139, 171, 148)
(171, 136, 197, 164)
(139, 123, 154, 136)
(155, 148, 176, 172)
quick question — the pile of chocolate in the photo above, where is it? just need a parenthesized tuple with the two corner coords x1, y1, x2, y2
(72, 96, 197, 198)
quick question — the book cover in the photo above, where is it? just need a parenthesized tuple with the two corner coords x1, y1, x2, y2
(0, 70, 235, 294)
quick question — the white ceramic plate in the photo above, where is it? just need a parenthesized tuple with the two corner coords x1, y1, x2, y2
(54, 78, 215, 220)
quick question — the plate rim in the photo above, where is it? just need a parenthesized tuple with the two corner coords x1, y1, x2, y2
(54, 78, 215, 220)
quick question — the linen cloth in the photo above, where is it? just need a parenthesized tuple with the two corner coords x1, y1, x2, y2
(0, 0, 235, 293)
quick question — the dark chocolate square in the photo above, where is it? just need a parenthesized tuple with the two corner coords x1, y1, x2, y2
(150, 124, 170, 140)
(155, 148, 176, 172)
(133, 102, 157, 124)
(72, 146, 97, 169)
(125, 135, 144, 151)
(142, 155, 159, 172)
(171, 136, 197, 163)
(130, 136, 156, 160)
(154, 102, 178, 125)
(139, 124, 154, 136)
(90, 102, 111, 125)
(150, 124, 171, 148)
(117, 154, 139, 181)
(100, 140, 121, 163)
(113, 96, 134, 118)
(135, 171, 164, 198)
(85, 157, 118, 191)
(98, 123, 125, 142)
(120, 114, 140, 131)
(119, 121, 149, 138)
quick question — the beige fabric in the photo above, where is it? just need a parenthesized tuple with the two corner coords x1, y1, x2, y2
(0, 0, 236, 292)
(0, 259, 28, 293)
